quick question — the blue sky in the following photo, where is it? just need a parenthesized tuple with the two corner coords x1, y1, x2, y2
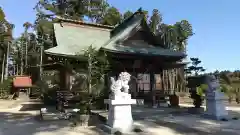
(1, 0, 240, 72)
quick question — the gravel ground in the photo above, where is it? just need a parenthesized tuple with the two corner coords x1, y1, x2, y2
(0, 107, 106, 135)
(1, 97, 240, 135)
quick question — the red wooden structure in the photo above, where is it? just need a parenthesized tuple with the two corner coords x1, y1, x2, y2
(13, 76, 32, 88)
(12, 76, 32, 98)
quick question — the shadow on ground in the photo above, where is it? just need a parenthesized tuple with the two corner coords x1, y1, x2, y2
(0, 111, 106, 135)
(5, 100, 240, 135)
(111, 106, 240, 135)
(133, 107, 240, 135)
(19, 103, 44, 111)
(0, 99, 106, 135)
(152, 120, 239, 135)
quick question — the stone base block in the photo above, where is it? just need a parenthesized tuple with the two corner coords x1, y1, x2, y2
(99, 124, 118, 134)
(99, 124, 145, 135)
(136, 99, 144, 106)
(104, 98, 137, 134)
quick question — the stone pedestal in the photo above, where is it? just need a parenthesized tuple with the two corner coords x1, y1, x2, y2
(104, 94, 136, 133)
(204, 91, 228, 120)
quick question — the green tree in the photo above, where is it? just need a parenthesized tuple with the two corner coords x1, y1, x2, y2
(36, 0, 85, 20)
(147, 8, 193, 92)
(35, 0, 110, 21)
(149, 9, 162, 34)
(0, 7, 5, 21)
(22, 22, 33, 74)
(187, 57, 205, 76)
(77, 45, 109, 114)
(101, 7, 122, 26)
(154, 19, 193, 51)
(174, 20, 194, 51)
(11, 37, 23, 75)
(123, 10, 133, 20)
(0, 7, 14, 82)
(87, 0, 110, 23)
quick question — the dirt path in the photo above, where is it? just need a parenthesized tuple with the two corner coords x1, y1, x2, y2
(0, 92, 30, 109)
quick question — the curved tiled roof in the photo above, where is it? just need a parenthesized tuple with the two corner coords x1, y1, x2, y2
(45, 9, 186, 59)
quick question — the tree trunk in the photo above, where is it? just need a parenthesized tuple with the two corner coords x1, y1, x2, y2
(161, 71, 165, 91)
(4, 42, 10, 80)
(16, 64, 19, 75)
(1, 54, 5, 83)
(87, 53, 92, 114)
(13, 64, 15, 76)
(25, 39, 28, 73)
(39, 45, 43, 79)
(20, 45, 24, 75)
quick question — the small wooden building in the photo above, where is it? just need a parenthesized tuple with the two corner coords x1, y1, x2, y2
(44, 9, 187, 105)
(12, 76, 32, 97)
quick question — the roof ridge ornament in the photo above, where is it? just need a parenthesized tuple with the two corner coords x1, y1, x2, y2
(137, 7, 143, 13)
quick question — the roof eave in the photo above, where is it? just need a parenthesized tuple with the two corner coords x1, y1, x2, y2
(55, 16, 114, 30)
(44, 50, 86, 60)
(101, 48, 186, 58)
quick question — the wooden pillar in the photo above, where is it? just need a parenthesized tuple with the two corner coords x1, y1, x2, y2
(130, 72, 137, 98)
(65, 70, 70, 90)
(135, 72, 139, 98)
(59, 67, 65, 90)
(104, 73, 109, 89)
(150, 71, 155, 106)
(104, 72, 110, 100)
(150, 72, 154, 91)
(59, 66, 70, 90)
(161, 69, 165, 91)
(107, 71, 116, 92)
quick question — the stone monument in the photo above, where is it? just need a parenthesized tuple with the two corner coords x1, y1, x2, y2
(204, 75, 228, 120)
(104, 72, 136, 133)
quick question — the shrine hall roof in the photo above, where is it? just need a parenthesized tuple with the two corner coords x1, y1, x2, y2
(45, 22, 111, 56)
(45, 8, 186, 58)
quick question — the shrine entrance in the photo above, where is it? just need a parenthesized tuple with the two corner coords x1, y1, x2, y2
(135, 73, 168, 105)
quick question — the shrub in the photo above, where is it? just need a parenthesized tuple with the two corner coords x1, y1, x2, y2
(0, 77, 13, 99)
(91, 87, 109, 109)
(190, 84, 207, 108)
(190, 90, 203, 108)
(235, 92, 240, 104)
(42, 86, 59, 105)
(29, 85, 41, 98)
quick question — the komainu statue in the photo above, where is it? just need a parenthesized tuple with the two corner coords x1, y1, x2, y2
(110, 72, 131, 99)
(205, 75, 220, 93)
